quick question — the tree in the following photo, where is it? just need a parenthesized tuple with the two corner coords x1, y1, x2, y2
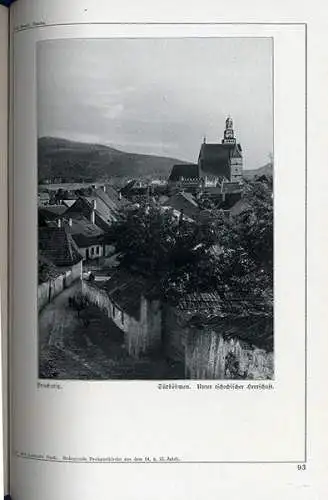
(107, 178, 273, 314)
(235, 178, 273, 271)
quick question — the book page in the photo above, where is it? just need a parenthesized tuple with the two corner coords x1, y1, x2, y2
(9, 1, 328, 499)
(0, 5, 8, 498)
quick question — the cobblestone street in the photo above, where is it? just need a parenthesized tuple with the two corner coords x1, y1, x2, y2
(39, 281, 184, 380)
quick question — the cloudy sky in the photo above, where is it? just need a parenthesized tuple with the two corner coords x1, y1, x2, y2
(37, 37, 273, 169)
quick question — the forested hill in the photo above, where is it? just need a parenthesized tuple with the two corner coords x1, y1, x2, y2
(38, 137, 186, 183)
(243, 162, 273, 179)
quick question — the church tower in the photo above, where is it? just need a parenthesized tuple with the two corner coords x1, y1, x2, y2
(222, 116, 236, 145)
(222, 116, 243, 182)
(196, 116, 244, 185)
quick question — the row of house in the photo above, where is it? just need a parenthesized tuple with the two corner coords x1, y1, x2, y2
(39, 185, 130, 264)
(38, 185, 132, 308)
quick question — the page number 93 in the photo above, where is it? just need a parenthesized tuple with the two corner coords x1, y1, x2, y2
(297, 464, 306, 471)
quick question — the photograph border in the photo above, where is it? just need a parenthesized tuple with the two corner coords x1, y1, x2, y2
(14, 22, 307, 465)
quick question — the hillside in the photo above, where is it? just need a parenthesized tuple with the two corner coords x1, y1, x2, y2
(38, 137, 186, 183)
(243, 162, 273, 179)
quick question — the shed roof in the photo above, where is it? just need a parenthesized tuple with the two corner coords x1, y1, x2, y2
(101, 270, 156, 321)
(39, 226, 82, 267)
(175, 291, 273, 351)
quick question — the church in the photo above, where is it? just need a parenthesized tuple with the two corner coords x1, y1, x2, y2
(168, 117, 243, 189)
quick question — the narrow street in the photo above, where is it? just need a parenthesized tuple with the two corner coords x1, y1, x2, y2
(39, 279, 184, 380)
(39, 281, 82, 348)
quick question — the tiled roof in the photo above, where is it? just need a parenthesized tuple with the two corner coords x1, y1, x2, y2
(101, 270, 156, 321)
(229, 198, 251, 216)
(162, 192, 200, 219)
(85, 196, 117, 224)
(176, 290, 271, 319)
(175, 291, 273, 351)
(168, 164, 199, 182)
(177, 292, 224, 318)
(39, 226, 82, 267)
(196, 315, 273, 351)
(199, 144, 231, 179)
(39, 205, 67, 221)
(199, 143, 242, 179)
(102, 185, 130, 209)
(66, 194, 117, 231)
(64, 215, 104, 247)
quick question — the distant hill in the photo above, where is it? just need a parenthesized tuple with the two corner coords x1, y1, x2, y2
(38, 137, 186, 183)
(243, 162, 273, 180)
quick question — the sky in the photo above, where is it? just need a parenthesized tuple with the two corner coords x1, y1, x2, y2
(37, 38, 273, 170)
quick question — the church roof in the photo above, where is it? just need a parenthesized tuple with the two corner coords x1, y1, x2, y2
(168, 163, 199, 182)
(199, 143, 242, 178)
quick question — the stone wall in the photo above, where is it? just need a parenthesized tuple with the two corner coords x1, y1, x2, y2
(185, 329, 273, 380)
(164, 306, 273, 379)
(162, 306, 188, 361)
(38, 261, 82, 311)
(82, 281, 162, 358)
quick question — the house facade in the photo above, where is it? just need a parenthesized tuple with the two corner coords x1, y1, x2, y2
(82, 270, 162, 358)
(63, 215, 106, 261)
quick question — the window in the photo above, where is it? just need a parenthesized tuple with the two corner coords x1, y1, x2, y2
(113, 305, 116, 318)
(121, 311, 124, 324)
(91, 247, 95, 256)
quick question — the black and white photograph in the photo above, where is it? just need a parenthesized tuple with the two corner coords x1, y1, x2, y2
(37, 37, 274, 380)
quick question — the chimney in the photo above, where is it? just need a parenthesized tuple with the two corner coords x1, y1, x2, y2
(92, 199, 97, 210)
(91, 208, 96, 225)
(102, 185, 106, 192)
(57, 218, 61, 228)
(118, 192, 122, 200)
(68, 218, 72, 227)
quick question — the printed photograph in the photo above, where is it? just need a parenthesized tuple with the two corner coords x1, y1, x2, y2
(37, 37, 273, 380)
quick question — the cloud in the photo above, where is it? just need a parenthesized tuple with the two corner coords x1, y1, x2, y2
(38, 38, 273, 168)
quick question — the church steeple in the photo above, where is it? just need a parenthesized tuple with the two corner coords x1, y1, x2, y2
(222, 115, 236, 144)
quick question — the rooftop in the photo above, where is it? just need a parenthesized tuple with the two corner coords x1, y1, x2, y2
(64, 215, 104, 247)
(175, 291, 273, 351)
(39, 226, 82, 267)
(100, 270, 157, 321)
(162, 192, 200, 220)
(168, 163, 199, 182)
(199, 143, 242, 179)
(39, 205, 67, 220)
